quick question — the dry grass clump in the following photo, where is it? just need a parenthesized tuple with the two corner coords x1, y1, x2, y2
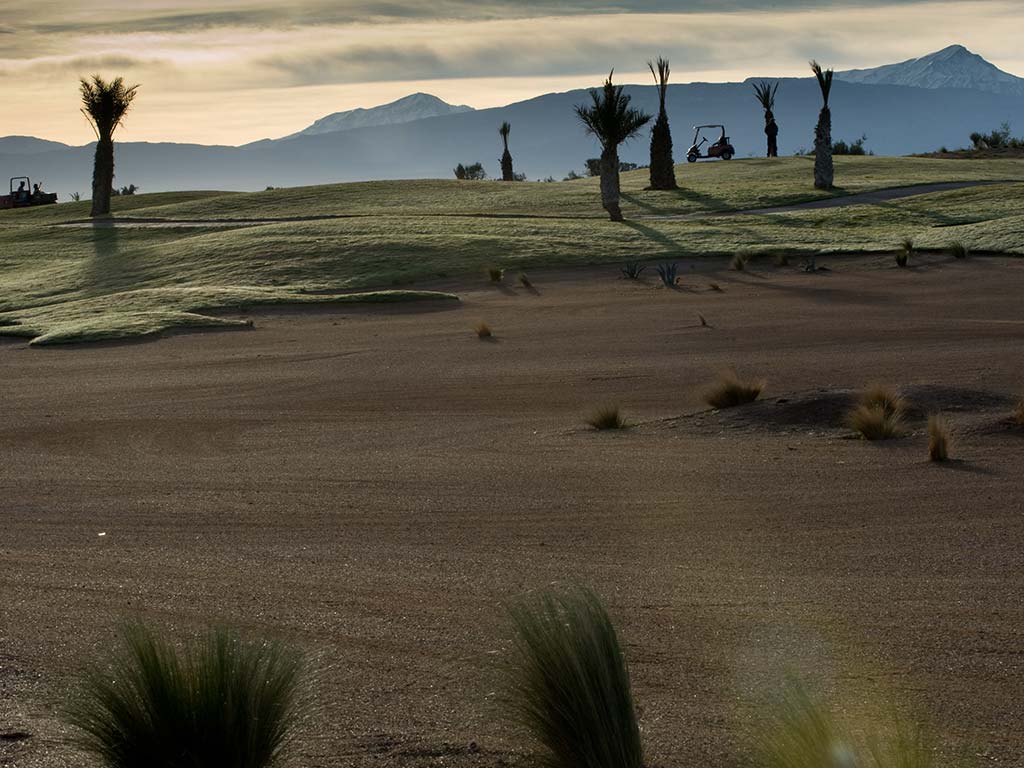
(927, 414, 951, 462)
(487, 266, 505, 282)
(585, 404, 627, 430)
(519, 273, 533, 288)
(66, 624, 303, 768)
(757, 679, 934, 768)
(948, 240, 969, 260)
(507, 587, 643, 768)
(895, 237, 913, 268)
(703, 371, 764, 409)
(847, 386, 906, 440)
(730, 252, 749, 271)
(474, 321, 493, 339)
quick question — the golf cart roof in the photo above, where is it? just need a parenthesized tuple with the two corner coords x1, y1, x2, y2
(693, 124, 725, 131)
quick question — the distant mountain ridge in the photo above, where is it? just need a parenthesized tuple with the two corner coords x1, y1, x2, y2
(837, 45, 1024, 97)
(286, 93, 474, 138)
(3, 46, 1022, 196)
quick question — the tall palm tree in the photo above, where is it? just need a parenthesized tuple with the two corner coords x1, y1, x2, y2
(810, 61, 834, 189)
(752, 80, 780, 157)
(499, 121, 515, 181)
(80, 75, 139, 217)
(574, 71, 651, 221)
(647, 57, 677, 190)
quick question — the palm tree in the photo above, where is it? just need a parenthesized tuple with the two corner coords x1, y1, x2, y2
(752, 80, 780, 157)
(810, 61, 834, 189)
(80, 75, 139, 217)
(647, 57, 677, 190)
(575, 71, 651, 221)
(499, 121, 515, 181)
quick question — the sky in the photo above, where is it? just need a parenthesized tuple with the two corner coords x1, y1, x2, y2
(2, 0, 1023, 146)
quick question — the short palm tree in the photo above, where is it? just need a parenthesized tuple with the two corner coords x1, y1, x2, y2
(752, 80, 780, 157)
(499, 121, 515, 181)
(647, 57, 677, 190)
(810, 61, 834, 189)
(80, 75, 139, 217)
(575, 71, 651, 221)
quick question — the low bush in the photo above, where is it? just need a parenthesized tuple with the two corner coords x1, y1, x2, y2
(487, 266, 505, 283)
(896, 238, 913, 268)
(949, 241, 970, 260)
(475, 321, 493, 339)
(507, 587, 643, 768)
(730, 252, 749, 271)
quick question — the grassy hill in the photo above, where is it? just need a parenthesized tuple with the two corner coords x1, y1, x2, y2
(2, 157, 1023, 345)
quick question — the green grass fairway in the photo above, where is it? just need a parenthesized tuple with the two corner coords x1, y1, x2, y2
(2, 156, 1022, 344)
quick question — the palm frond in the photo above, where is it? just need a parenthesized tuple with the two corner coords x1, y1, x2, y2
(574, 71, 652, 150)
(647, 57, 670, 110)
(499, 121, 511, 150)
(752, 80, 778, 112)
(79, 75, 140, 139)
(809, 61, 833, 106)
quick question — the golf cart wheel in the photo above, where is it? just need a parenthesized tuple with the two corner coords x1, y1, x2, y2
(721, 150, 734, 160)
(687, 154, 698, 163)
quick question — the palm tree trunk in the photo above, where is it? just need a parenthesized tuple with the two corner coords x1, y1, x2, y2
(501, 150, 514, 182)
(648, 112, 677, 190)
(813, 107, 833, 190)
(90, 136, 115, 217)
(599, 148, 623, 222)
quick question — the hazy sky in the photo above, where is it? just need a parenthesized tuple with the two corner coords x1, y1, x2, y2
(3, 0, 1022, 145)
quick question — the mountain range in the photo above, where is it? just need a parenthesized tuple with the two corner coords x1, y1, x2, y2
(2, 45, 1021, 197)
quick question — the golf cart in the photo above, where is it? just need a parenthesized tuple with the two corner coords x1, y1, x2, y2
(0, 177, 58, 209)
(687, 125, 735, 162)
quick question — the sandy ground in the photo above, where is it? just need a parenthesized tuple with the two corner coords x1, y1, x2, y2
(2, 254, 1023, 768)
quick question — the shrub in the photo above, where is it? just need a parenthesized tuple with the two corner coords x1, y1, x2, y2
(832, 135, 869, 155)
(475, 321, 493, 339)
(949, 241, 969, 260)
(928, 414, 951, 462)
(655, 262, 678, 287)
(621, 261, 646, 280)
(487, 266, 505, 283)
(703, 371, 764, 409)
(66, 624, 302, 768)
(896, 238, 913, 268)
(454, 162, 487, 180)
(730, 252, 749, 271)
(506, 586, 643, 768)
(585, 404, 627, 430)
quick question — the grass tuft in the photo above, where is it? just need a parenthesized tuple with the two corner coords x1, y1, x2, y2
(703, 371, 764, 409)
(927, 414, 951, 462)
(66, 623, 302, 768)
(847, 385, 907, 440)
(655, 262, 678, 287)
(474, 321, 493, 339)
(488, 266, 505, 283)
(757, 679, 934, 768)
(519, 273, 533, 288)
(730, 252, 749, 271)
(948, 240, 969, 260)
(896, 237, 913, 268)
(621, 261, 646, 280)
(506, 586, 643, 768)
(585, 404, 627, 430)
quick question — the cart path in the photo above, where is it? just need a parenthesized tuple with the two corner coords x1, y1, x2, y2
(641, 180, 1006, 220)
(50, 180, 1010, 228)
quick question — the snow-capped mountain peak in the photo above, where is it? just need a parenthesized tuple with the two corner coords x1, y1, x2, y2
(287, 93, 475, 139)
(836, 45, 1024, 97)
